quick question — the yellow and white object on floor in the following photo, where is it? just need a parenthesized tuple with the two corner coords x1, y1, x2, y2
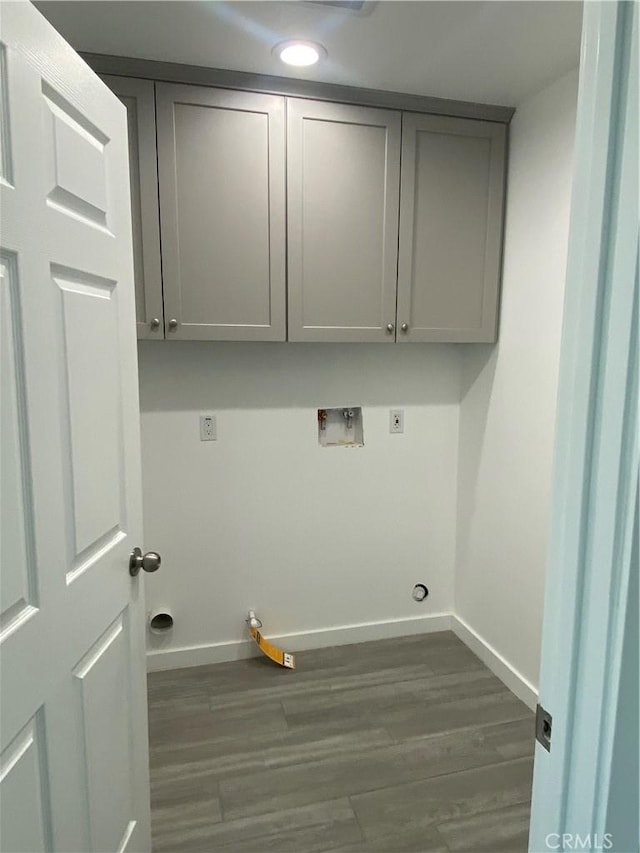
(246, 611, 295, 669)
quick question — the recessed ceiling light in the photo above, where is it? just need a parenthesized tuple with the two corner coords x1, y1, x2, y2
(273, 40, 327, 67)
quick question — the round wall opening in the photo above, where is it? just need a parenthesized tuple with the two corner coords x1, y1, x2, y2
(412, 584, 429, 602)
(149, 612, 174, 633)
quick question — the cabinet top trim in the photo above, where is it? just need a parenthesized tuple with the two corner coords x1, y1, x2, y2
(82, 52, 515, 125)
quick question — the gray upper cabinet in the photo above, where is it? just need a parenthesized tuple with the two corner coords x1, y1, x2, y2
(396, 114, 507, 343)
(102, 69, 509, 346)
(287, 98, 402, 343)
(156, 84, 286, 341)
(102, 75, 164, 339)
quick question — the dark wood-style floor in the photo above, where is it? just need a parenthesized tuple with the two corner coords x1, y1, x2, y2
(147, 631, 535, 853)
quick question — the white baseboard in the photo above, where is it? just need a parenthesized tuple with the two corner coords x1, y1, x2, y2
(147, 612, 539, 713)
(451, 615, 538, 711)
(146, 612, 452, 672)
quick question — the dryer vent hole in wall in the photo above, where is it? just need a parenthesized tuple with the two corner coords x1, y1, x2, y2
(318, 407, 364, 447)
(149, 611, 174, 634)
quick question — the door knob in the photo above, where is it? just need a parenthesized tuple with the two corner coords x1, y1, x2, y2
(168, 319, 178, 331)
(129, 547, 161, 577)
(386, 323, 395, 334)
(401, 323, 409, 333)
(150, 318, 160, 331)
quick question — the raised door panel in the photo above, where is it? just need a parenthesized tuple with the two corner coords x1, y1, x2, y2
(287, 98, 401, 342)
(0, 714, 52, 853)
(156, 84, 286, 341)
(73, 614, 135, 853)
(101, 76, 164, 340)
(0, 253, 37, 633)
(397, 114, 506, 343)
(51, 264, 126, 581)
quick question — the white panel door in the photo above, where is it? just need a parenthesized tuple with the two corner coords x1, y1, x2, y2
(0, 5, 152, 852)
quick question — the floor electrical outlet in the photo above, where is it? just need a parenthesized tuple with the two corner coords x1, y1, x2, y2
(199, 415, 217, 441)
(390, 409, 404, 434)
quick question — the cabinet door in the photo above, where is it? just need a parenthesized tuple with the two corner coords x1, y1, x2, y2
(287, 99, 401, 342)
(156, 84, 286, 341)
(397, 114, 506, 343)
(101, 76, 164, 339)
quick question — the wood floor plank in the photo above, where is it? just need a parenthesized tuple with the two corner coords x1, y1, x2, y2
(218, 741, 421, 821)
(157, 798, 363, 853)
(217, 723, 524, 821)
(149, 701, 288, 751)
(381, 688, 532, 741)
(437, 801, 531, 851)
(331, 824, 449, 853)
(149, 723, 393, 781)
(281, 668, 510, 733)
(151, 796, 222, 853)
(494, 718, 536, 760)
(475, 717, 535, 759)
(204, 662, 466, 719)
(350, 757, 534, 842)
(150, 762, 220, 812)
(281, 679, 421, 720)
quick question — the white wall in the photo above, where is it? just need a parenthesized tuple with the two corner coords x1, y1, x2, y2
(139, 343, 461, 667)
(455, 69, 579, 692)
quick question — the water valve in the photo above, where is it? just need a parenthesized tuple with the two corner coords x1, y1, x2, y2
(412, 584, 429, 602)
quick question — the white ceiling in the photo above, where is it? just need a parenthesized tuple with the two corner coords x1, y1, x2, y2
(36, 0, 583, 107)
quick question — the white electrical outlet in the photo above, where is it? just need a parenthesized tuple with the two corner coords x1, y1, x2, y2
(390, 409, 404, 434)
(199, 415, 217, 441)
